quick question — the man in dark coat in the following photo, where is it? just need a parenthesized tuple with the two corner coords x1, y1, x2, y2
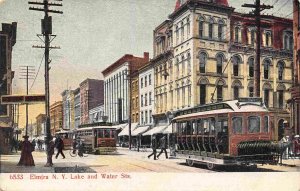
(45, 136, 55, 167)
(157, 135, 168, 159)
(148, 136, 157, 160)
(17, 136, 35, 166)
(55, 135, 65, 159)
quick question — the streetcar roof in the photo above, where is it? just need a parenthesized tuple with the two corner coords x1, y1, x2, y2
(173, 100, 268, 121)
(75, 126, 116, 131)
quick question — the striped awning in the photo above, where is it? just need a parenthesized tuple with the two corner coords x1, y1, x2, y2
(118, 123, 138, 136)
(143, 125, 167, 136)
(131, 126, 150, 136)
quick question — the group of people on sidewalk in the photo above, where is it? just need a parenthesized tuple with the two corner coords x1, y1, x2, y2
(280, 134, 300, 160)
(148, 135, 168, 160)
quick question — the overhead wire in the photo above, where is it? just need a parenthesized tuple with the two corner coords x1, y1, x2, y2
(30, 53, 45, 90)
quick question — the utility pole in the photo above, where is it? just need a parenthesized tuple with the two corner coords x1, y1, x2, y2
(19, 66, 35, 136)
(242, 0, 273, 97)
(28, 0, 62, 166)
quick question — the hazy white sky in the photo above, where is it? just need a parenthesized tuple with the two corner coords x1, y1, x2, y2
(0, 0, 293, 127)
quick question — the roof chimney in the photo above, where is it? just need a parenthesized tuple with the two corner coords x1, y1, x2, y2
(144, 52, 149, 61)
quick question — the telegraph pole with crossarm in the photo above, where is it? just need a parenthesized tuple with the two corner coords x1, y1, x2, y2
(242, 0, 273, 97)
(28, 0, 62, 167)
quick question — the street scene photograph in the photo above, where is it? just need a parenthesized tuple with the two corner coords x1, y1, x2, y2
(0, 0, 300, 190)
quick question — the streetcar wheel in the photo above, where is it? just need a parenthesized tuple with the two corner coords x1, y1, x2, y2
(207, 163, 215, 170)
(69, 150, 77, 157)
(186, 159, 194, 167)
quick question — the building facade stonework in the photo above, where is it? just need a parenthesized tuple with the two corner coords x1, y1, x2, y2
(50, 101, 63, 135)
(152, 0, 292, 140)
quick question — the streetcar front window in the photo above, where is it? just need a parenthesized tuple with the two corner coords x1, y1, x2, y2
(232, 117, 243, 134)
(248, 116, 260, 133)
(104, 130, 110, 138)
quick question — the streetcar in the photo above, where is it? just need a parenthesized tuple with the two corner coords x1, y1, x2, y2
(55, 130, 74, 150)
(172, 98, 279, 169)
(75, 126, 117, 154)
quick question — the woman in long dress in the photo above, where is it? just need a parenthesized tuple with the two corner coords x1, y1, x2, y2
(17, 136, 35, 166)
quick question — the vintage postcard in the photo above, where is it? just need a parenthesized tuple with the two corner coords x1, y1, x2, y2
(0, 0, 300, 190)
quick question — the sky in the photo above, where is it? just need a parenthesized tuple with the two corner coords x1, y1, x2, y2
(0, 0, 293, 128)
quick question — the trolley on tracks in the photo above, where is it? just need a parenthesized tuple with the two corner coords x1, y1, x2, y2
(172, 98, 279, 169)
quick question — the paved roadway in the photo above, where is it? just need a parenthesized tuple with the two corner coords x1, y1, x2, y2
(1, 148, 300, 173)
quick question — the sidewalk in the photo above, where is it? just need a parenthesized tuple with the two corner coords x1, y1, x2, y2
(0, 151, 55, 173)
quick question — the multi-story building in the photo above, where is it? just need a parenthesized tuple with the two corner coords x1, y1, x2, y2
(0, 22, 16, 118)
(102, 53, 149, 124)
(36, 114, 46, 137)
(50, 101, 63, 135)
(0, 22, 17, 154)
(131, 71, 139, 124)
(89, 105, 105, 123)
(61, 90, 75, 130)
(80, 79, 104, 125)
(153, 0, 293, 140)
(139, 63, 155, 126)
(74, 88, 81, 129)
(292, 0, 300, 136)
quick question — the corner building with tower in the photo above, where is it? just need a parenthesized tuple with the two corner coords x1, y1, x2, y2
(152, 0, 293, 141)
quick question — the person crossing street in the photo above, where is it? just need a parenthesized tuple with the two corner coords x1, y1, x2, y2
(148, 135, 157, 160)
(55, 135, 65, 159)
(157, 135, 168, 159)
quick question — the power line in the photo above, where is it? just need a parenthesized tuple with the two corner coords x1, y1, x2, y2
(30, 53, 45, 90)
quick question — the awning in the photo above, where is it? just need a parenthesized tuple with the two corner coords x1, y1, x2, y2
(118, 123, 138, 136)
(143, 125, 167, 136)
(112, 123, 128, 130)
(131, 126, 150, 136)
(162, 124, 173, 134)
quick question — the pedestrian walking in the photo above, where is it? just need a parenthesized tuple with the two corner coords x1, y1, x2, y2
(293, 135, 300, 158)
(45, 136, 55, 167)
(55, 135, 65, 159)
(17, 136, 35, 166)
(31, 139, 36, 151)
(148, 136, 157, 160)
(10, 137, 18, 153)
(157, 135, 168, 159)
(279, 135, 290, 164)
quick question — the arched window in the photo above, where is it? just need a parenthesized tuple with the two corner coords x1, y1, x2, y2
(248, 57, 254, 77)
(181, 21, 184, 41)
(278, 61, 284, 80)
(218, 20, 224, 40)
(199, 52, 207, 73)
(209, 19, 214, 39)
(216, 54, 224, 74)
(265, 31, 271, 47)
(232, 55, 241, 76)
(234, 26, 240, 42)
(289, 36, 293, 51)
(263, 83, 272, 107)
(250, 30, 255, 45)
(263, 59, 271, 79)
(232, 80, 242, 100)
(176, 25, 179, 43)
(248, 81, 254, 97)
(176, 57, 180, 77)
(199, 78, 208, 105)
(181, 55, 185, 75)
(284, 35, 289, 50)
(187, 17, 190, 36)
(199, 17, 204, 38)
(187, 53, 191, 74)
(216, 79, 225, 102)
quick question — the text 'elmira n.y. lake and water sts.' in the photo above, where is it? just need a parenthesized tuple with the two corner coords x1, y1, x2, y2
(9, 173, 131, 180)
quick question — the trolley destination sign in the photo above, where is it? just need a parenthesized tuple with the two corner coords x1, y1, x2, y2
(1, 94, 46, 105)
